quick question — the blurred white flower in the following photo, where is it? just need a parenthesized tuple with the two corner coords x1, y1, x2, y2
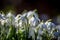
(47, 22, 52, 27)
(0, 11, 57, 40)
(29, 16, 40, 27)
(6, 12, 12, 18)
(37, 35, 42, 40)
(48, 22, 55, 30)
(28, 27, 35, 40)
(18, 20, 23, 27)
(27, 11, 34, 19)
(38, 29, 43, 35)
(56, 25, 60, 32)
(0, 19, 5, 25)
(45, 19, 52, 25)
(45, 19, 56, 31)
(29, 17, 36, 26)
(38, 20, 47, 29)
(15, 14, 21, 19)
(5, 19, 11, 26)
(0, 14, 6, 20)
(0, 12, 4, 16)
(20, 16, 27, 22)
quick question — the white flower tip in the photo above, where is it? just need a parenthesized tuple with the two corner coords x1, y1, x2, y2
(7, 12, 12, 17)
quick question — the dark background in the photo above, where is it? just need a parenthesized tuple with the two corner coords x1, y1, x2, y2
(0, 0, 60, 24)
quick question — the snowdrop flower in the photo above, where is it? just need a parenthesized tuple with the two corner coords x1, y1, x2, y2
(37, 27, 43, 40)
(14, 14, 21, 27)
(6, 12, 16, 26)
(14, 14, 22, 27)
(27, 11, 34, 19)
(28, 26, 35, 40)
(20, 16, 27, 21)
(5, 18, 14, 26)
(1, 13, 5, 17)
(0, 14, 6, 20)
(45, 19, 55, 30)
(27, 10, 40, 21)
(15, 18, 20, 24)
(56, 25, 60, 32)
(26, 10, 40, 27)
(6, 12, 12, 18)
(37, 22, 43, 29)
(0, 14, 3, 19)
(38, 29, 43, 35)
(36, 21, 46, 40)
(51, 23, 56, 28)
(0, 19, 5, 25)
(22, 13, 28, 23)
(34, 28, 37, 33)
(47, 22, 55, 28)
(37, 35, 42, 40)
(4, 19, 11, 26)
(15, 14, 21, 19)
(20, 16, 27, 25)
(48, 22, 55, 30)
(18, 21, 22, 27)
(38, 20, 47, 29)
(34, 13, 40, 22)
(46, 22, 52, 30)
(15, 14, 27, 28)
(0, 10, 57, 40)
(29, 16, 40, 27)
(29, 17, 36, 26)
(44, 19, 56, 35)
(22, 13, 27, 17)
(45, 19, 52, 25)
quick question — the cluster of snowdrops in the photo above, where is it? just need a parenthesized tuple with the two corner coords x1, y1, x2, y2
(0, 10, 60, 40)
